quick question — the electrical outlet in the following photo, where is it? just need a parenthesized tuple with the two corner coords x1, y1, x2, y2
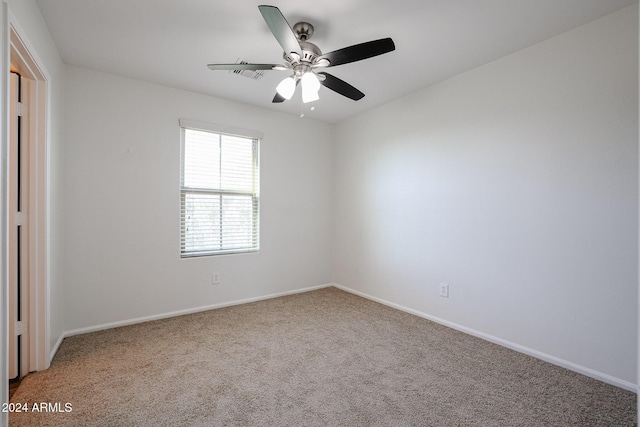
(212, 272, 220, 285)
(439, 283, 449, 298)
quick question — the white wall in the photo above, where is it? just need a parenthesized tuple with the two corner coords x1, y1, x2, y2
(6, 0, 65, 364)
(334, 5, 638, 386)
(62, 65, 334, 331)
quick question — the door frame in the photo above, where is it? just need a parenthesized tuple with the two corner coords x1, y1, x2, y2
(9, 13, 50, 375)
(1, 2, 9, 424)
(9, 22, 49, 376)
(1, 8, 50, 410)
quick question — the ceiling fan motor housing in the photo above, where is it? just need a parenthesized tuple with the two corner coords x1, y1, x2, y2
(283, 40, 322, 69)
(281, 22, 323, 66)
(299, 41, 321, 62)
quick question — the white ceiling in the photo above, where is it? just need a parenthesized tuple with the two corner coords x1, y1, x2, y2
(35, 0, 636, 123)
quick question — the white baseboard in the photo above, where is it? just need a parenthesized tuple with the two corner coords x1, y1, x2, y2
(49, 333, 65, 364)
(332, 283, 637, 393)
(57, 283, 332, 348)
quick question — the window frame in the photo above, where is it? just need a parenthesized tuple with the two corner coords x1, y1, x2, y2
(179, 119, 261, 258)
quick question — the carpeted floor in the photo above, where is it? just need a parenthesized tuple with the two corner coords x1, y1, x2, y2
(9, 287, 637, 426)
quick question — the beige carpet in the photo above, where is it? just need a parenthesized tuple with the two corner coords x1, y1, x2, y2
(9, 287, 636, 426)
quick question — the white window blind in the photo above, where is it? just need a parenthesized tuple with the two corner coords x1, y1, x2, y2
(180, 122, 260, 257)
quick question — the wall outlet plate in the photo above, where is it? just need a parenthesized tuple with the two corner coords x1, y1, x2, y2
(439, 283, 449, 298)
(212, 272, 220, 285)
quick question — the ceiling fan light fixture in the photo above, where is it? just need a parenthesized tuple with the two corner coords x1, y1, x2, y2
(302, 88, 320, 103)
(301, 71, 320, 91)
(276, 76, 296, 100)
(301, 72, 320, 103)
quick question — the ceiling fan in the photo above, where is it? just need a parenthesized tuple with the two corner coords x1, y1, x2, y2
(207, 5, 395, 104)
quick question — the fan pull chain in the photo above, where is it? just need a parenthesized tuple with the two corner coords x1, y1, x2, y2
(299, 101, 316, 119)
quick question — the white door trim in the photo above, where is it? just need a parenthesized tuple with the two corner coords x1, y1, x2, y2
(7, 12, 50, 375)
(1, 1, 10, 425)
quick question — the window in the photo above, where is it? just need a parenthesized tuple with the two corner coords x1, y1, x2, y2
(180, 120, 260, 257)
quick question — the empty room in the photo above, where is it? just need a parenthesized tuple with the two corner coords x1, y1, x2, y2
(1, 0, 638, 425)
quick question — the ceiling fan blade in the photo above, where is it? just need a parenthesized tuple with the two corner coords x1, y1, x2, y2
(207, 63, 282, 71)
(272, 92, 286, 103)
(317, 72, 365, 100)
(319, 38, 395, 67)
(258, 5, 301, 56)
